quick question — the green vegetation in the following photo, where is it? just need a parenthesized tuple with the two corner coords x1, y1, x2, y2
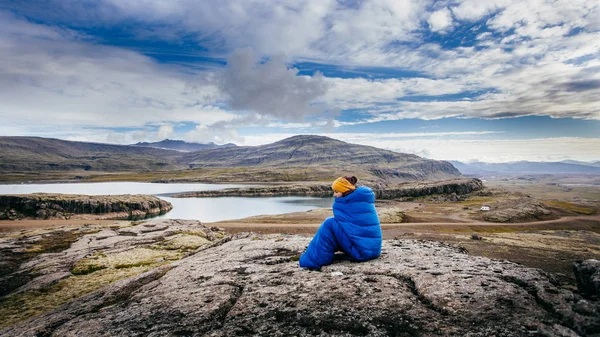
(458, 197, 495, 206)
(1, 235, 210, 328)
(1, 229, 99, 279)
(72, 248, 182, 274)
(0, 219, 227, 329)
(0, 265, 161, 329)
(543, 200, 597, 215)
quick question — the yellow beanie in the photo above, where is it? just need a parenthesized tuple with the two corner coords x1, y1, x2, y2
(332, 177, 356, 194)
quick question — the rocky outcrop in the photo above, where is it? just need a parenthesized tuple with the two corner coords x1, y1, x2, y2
(173, 178, 483, 200)
(0, 194, 172, 220)
(0, 220, 228, 326)
(482, 199, 554, 223)
(574, 259, 600, 300)
(2, 227, 599, 336)
(372, 178, 484, 199)
(466, 191, 555, 223)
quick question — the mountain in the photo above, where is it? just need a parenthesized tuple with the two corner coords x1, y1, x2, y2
(0, 136, 184, 172)
(133, 139, 236, 152)
(180, 135, 460, 179)
(560, 160, 600, 168)
(0, 135, 460, 181)
(450, 160, 600, 175)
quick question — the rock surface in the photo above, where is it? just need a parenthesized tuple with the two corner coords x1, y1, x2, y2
(574, 259, 600, 300)
(2, 227, 599, 336)
(0, 194, 173, 220)
(0, 220, 224, 299)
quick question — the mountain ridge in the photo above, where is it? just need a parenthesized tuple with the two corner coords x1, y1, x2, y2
(133, 139, 236, 152)
(0, 135, 460, 182)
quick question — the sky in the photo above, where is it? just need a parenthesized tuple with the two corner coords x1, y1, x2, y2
(1, 0, 599, 163)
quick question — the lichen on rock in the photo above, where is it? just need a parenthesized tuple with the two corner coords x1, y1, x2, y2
(0, 219, 228, 329)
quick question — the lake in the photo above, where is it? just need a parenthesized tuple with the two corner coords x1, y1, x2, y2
(0, 182, 333, 222)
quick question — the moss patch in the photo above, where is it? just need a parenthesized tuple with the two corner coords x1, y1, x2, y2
(158, 234, 212, 251)
(1, 229, 101, 297)
(0, 265, 160, 329)
(72, 248, 181, 274)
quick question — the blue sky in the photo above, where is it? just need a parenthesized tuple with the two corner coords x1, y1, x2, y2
(0, 0, 599, 162)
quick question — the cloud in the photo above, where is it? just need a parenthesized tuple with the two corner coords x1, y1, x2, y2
(156, 124, 175, 139)
(428, 8, 454, 33)
(219, 49, 329, 121)
(2, 0, 600, 149)
(0, 11, 236, 130)
(451, 1, 504, 21)
(184, 124, 243, 144)
(561, 79, 600, 92)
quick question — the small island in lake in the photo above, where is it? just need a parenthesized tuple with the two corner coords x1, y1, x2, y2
(0, 193, 173, 220)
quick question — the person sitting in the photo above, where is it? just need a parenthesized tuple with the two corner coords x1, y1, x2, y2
(299, 176, 382, 270)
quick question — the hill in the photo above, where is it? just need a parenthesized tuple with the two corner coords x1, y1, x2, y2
(451, 160, 600, 175)
(0, 135, 460, 182)
(180, 135, 460, 180)
(0, 136, 184, 172)
(133, 139, 236, 152)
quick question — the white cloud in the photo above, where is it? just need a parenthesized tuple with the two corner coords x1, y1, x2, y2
(0, 12, 237, 129)
(184, 124, 243, 144)
(156, 124, 175, 140)
(219, 49, 329, 121)
(428, 8, 454, 33)
(1, 0, 600, 151)
(451, 0, 507, 21)
(376, 137, 600, 163)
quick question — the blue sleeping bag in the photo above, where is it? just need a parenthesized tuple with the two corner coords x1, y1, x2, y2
(299, 186, 382, 269)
